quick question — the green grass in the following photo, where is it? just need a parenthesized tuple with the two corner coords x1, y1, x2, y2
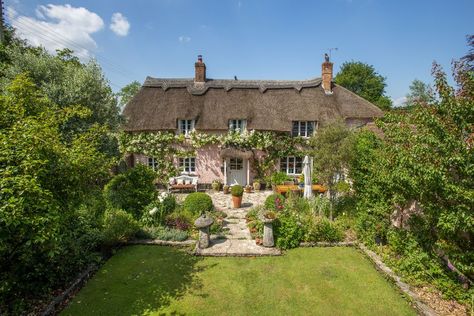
(62, 246, 416, 316)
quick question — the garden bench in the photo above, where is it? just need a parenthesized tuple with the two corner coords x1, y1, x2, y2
(168, 175, 199, 192)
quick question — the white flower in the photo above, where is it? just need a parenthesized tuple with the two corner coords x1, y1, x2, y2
(149, 207, 158, 215)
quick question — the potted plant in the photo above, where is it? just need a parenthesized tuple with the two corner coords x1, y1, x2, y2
(211, 179, 221, 192)
(298, 174, 305, 188)
(223, 184, 230, 194)
(253, 179, 261, 192)
(231, 185, 244, 208)
(245, 184, 252, 193)
(271, 172, 289, 191)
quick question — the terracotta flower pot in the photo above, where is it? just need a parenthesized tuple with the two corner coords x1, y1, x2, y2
(232, 195, 242, 208)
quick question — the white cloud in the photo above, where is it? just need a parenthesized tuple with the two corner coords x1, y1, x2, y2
(178, 36, 191, 43)
(10, 4, 104, 59)
(6, 6, 17, 21)
(392, 96, 407, 107)
(110, 12, 130, 37)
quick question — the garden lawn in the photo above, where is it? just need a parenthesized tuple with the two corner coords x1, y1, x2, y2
(62, 246, 416, 316)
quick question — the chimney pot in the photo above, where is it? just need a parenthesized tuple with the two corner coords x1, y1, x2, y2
(322, 56, 333, 94)
(195, 55, 206, 83)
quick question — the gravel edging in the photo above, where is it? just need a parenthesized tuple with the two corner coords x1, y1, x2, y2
(127, 238, 197, 247)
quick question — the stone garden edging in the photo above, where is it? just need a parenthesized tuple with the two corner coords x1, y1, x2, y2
(299, 241, 357, 247)
(357, 244, 437, 316)
(41, 264, 98, 316)
(128, 238, 197, 247)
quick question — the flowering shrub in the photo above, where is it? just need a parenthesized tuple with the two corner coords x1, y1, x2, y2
(274, 210, 304, 249)
(141, 192, 177, 227)
(165, 212, 192, 231)
(119, 130, 309, 183)
(264, 194, 285, 212)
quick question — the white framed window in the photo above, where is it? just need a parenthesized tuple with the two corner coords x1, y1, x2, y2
(148, 157, 158, 170)
(292, 121, 316, 137)
(179, 157, 196, 173)
(280, 156, 303, 175)
(229, 157, 243, 170)
(229, 119, 247, 133)
(178, 119, 195, 136)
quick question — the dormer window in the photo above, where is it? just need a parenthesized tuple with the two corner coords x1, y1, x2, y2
(292, 121, 316, 137)
(178, 119, 195, 136)
(229, 119, 247, 133)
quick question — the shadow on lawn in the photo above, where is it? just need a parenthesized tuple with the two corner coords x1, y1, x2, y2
(120, 246, 206, 315)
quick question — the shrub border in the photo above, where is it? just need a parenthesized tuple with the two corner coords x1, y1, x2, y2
(41, 264, 98, 316)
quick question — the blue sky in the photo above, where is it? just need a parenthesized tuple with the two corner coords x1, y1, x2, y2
(6, 0, 474, 105)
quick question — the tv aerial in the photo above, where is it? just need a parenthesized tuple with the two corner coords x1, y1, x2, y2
(326, 47, 338, 60)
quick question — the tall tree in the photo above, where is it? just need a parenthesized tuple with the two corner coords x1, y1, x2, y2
(0, 40, 122, 156)
(334, 61, 392, 111)
(0, 75, 114, 311)
(309, 120, 354, 219)
(404, 79, 434, 108)
(461, 34, 474, 69)
(118, 81, 141, 109)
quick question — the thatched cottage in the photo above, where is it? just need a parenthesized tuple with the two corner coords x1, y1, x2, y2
(122, 55, 382, 186)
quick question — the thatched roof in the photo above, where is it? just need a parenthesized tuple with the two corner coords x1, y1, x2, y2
(122, 76, 383, 132)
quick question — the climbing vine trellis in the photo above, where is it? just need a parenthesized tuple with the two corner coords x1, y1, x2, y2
(119, 130, 310, 183)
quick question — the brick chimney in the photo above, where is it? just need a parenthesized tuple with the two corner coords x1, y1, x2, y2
(322, 53, 333, 94)
(194, 55, 206, 83)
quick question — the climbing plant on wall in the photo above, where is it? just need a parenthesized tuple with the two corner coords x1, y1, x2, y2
(118, 130, 309, 183)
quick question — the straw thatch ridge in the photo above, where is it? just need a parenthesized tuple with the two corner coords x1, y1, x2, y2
(122, 76, 383, 132)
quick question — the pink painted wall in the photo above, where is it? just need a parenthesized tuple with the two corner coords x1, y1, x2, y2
(132, 145, 266, 184)
(195, 144, 224, 183)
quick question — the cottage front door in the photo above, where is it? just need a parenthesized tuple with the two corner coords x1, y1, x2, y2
(226, 157, 247, 186)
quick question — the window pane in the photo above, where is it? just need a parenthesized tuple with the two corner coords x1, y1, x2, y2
(280, 157, 288, 173)
(292, 122, 299, 136)
(307, 122, 314, 136)
(288, 156, 294, 174)
(295, 157, 303, 174)
(299, 122, 306, 136)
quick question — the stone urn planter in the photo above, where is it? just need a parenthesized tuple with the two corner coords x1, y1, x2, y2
(211, 180, 221, 192)
(260, 212, 276, 247)
(194, 213, 214, 249)
(223, 185, 230, 194)
(231, 185, 243, 208)
(253, 181, 261, 192)
(244, 185, 252, 193)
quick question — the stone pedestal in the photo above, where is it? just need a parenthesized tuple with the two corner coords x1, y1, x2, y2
(263, 221, 274, 248)
(194, 214, 214, 249)
(198, 227, 210, 249)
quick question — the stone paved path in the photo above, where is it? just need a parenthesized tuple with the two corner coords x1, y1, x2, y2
(195, 191, 281, 256)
